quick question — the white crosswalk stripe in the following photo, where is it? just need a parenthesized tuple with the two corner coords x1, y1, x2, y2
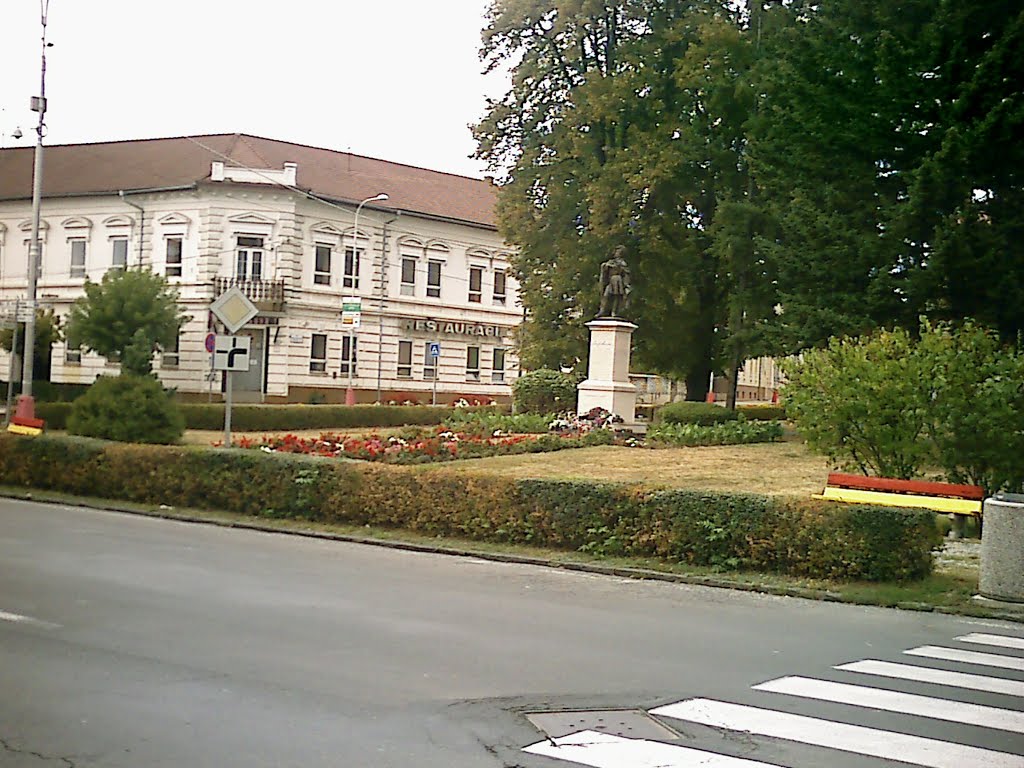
(523, 730, 782, 768)
(957, 632, 1024, 651)
(522, 631, 1024, 768)
(906, 645, 1024, 671)
(836, 659, 1024, 697)
(650, 698, 1023, 768)
(753, 675, 1024, 733)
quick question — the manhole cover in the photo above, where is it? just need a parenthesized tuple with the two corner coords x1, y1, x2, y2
(526, 709, 679, 741)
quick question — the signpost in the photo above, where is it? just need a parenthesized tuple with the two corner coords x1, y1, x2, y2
(429, 341, 440, 406)
(342, 296, 362, 405)
(209, 288, 258, 446)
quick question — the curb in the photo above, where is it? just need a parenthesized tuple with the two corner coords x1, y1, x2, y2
(5, 489, 1022, 624)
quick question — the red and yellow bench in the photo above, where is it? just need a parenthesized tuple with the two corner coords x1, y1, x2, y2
(816, 472, 983, 535)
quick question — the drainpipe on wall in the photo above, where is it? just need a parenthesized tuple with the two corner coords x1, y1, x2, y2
(376, 214, 399, 404)
(118, 190, 145, 269)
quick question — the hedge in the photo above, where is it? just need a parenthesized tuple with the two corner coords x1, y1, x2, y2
(0, 435, 940, 581)
(35, 403, 485, 432)
(654, 401, 739, 426)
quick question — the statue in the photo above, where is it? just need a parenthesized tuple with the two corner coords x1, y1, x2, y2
(598, 245, 631, 318)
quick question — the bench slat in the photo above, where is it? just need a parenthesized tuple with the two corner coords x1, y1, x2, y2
(818, 487, 982, 514)
(826, 473, 984, 500)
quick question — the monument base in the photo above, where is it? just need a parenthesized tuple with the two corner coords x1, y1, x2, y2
(577, 317, 638, 425)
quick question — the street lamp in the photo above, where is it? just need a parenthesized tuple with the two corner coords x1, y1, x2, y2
(346, 193, 389, 406)
(17, 0, 52, 423)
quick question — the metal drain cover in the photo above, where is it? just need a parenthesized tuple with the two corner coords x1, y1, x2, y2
(526, 709, 679, 741)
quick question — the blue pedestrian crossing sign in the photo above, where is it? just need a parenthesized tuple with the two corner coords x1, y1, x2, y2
(428, 342, 441, 359)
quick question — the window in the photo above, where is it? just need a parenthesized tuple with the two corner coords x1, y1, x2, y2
(162, 333, 180, 368)
(236, 236, 264, 280)
(468, 266, 483, 303)
(493, 270, 507, 305)
(314, 244, 332, 285)
(166, 237, 183, 278)
(400, 257, 416, 296)
(340, 335, 357, 376)
(65, 346, 82, 365)
(70, 239, 87, 278)
(111, 238, 128, 270)
(491, 348, 506, 383)
(343, 247, 360, 290)
(310, 333, 327, 373)
(423, 342, 438, 380)
(397, 340, 413, 378)
(426, 260, 442, 298)
(466, 345, 480, 381)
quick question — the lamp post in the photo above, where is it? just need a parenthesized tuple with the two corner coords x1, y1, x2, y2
(18, 0, 52, 422)
(346, 193, 389, 406)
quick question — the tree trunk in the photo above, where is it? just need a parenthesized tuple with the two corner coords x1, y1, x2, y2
(685, 365, 712, 402)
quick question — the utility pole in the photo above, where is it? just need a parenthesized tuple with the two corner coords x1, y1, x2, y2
(18, 1, 52, 421)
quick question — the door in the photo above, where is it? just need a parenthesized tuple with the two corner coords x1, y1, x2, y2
(232, 328, 265, 401)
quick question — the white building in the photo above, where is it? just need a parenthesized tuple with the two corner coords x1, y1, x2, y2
(0, 134, 521, 404)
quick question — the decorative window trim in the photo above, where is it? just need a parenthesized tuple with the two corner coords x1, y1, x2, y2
(102, 214, 134, 229)
(61, 216, 93, 231)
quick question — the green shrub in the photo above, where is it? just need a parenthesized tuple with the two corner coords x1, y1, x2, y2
(444, 408, 554, 436)
(782, 327, 933, 479)
(647, 420, 783, 447)
(178, 403, 459, 431)
(35, 402, 73, 430)
(512, 369, 578, 414)
(783, 320, 1024, 493)
(654, 401, 739, 426)
(0, 380, 90, 403)
(67, 375, 185, 444)
(738, 404, 787, 421)
(0, 435, 939, 581)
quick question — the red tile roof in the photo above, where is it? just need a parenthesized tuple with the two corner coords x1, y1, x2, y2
(0, 133, 497, 228)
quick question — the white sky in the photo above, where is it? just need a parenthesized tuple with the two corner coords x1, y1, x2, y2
(0, 0, 506, 178)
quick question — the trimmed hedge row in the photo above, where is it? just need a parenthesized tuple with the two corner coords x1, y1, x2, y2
(35, 403, 486, 432)
(0, 435, 940, 581)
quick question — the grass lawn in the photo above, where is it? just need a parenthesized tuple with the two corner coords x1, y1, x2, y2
(416, 441, 831, 496)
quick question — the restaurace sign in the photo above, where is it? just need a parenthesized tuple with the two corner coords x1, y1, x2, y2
(404, 319, 506, 338)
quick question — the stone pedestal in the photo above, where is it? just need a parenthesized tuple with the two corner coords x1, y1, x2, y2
(980, 494, 1024, 603)
(577, 318, 637, 423)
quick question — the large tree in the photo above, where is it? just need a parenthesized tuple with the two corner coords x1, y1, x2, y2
(476, 0, 773, 399)
(66, 269, 186, 376)
(750, 0, 1024, 350)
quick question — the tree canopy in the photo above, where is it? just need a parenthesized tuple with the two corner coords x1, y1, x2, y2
(66, 269, 186, 376)
(477, 0, 1024, 393)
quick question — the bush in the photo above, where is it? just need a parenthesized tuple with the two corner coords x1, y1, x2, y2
(512, 368, 578, 414)
(35, 402, 73, 429)
(738, 404, 787, 421)
(444, 408, 554, 436)
(67, 375, 185, 444)
(647, 420, 783, 447)
(0, 435, 939, 581)
(782, 327, 932, 479)
(654, 401, 739, 426)
(178, 404, 459, 431)
(783, 320, 1024, 493)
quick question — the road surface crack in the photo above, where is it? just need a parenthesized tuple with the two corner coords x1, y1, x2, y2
(0, 735, 76, 766)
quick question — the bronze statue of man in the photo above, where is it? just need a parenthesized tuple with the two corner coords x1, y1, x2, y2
(598, 245, 631, 317)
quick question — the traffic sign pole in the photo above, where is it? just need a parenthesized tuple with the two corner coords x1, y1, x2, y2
(224, 369, 233, 448)
(430, 341, 440, 406)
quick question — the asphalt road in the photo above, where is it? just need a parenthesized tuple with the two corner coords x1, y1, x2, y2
(1, 499, 1022, 767)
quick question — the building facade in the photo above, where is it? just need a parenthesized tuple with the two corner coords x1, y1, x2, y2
(0, 134, 521, 404)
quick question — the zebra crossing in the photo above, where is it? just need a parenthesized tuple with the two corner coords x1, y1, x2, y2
(523, 628, 1024, 767)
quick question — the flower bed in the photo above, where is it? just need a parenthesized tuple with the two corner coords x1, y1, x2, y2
(241, 425, 615, 464)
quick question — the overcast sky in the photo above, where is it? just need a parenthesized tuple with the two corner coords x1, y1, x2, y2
(0, 1, 507, 178)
